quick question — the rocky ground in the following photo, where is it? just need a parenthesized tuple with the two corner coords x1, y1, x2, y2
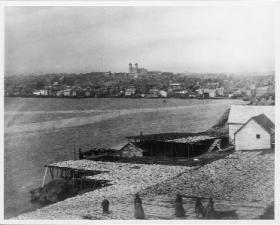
(12, 150, 274, 220)
(140, 150, 274, 206)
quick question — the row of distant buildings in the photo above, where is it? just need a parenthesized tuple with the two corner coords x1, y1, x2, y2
(123, 82, 219, 98)
(4, 64, 275, 100)
(123, 87, 168, 98)
(196, 81, 274, 100)
(32, 83, 93, 97)
(6, 82, 275, 100)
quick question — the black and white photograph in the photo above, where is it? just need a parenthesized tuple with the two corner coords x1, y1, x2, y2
(1, 1, 278, 222)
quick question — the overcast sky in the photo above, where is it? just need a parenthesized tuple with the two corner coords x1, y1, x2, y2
(5, 6, 275, 75)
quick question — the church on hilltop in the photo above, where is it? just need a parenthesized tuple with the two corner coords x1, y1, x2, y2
(128, 63, 148, 78)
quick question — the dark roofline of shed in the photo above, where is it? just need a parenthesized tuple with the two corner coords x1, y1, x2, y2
(234, 113, 275, 137)
(126, 131, 224, 142)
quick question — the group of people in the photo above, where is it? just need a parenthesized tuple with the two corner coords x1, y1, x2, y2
(175, 194, 216, 219)
(194, 197, 216, 219)
(101, 193, 145, 219)
(101, 193, 216, 219)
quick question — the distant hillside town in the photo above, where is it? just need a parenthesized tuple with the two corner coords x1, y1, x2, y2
(4, 64, 275, 105)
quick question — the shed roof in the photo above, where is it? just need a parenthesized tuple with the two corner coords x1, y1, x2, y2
(228, 105, 275, 124)
(121, 142, 143, 152)
(126, 131, 215, 142)
(235, 113, 275, 136)
(251, 114, 275, 135)
(165, 135, 215, 144)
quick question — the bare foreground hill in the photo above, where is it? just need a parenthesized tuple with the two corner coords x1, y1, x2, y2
(12, 150, 274, 220)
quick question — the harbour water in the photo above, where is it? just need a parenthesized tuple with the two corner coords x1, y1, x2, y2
(4, 97, 245, 218)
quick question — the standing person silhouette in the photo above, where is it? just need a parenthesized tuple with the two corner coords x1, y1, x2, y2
(101, 198, 110, 214)
(205, 198, 215, 219)
(175, 194, 185, 217)
(195, 198, 205, 218)
(134, 193, 145, 219)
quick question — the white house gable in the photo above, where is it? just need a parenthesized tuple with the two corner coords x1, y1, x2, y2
(228, 105, 275, 143)
(235, 120, 271, 150)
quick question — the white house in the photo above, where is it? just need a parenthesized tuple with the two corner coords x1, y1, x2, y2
(63, 89, 71, 97)
(33, 90, 41, 96)
(148, 89, 160, 98)
(85, 90, 91, 97)
(169, 83, 182, 91)
(159, 90, 168, 98)
(33, 89, 48, 96)
(207, 89, 216, 98)
(228, 105, 275, 143)
(256, 86, 274, 97)
(216, 87, 224, 96)
(124, 88, 136, 96)
(196, 88, 204, 95)
(198, 88, 217, 98)
(234, 114, 275, 150)
(71, 90, 77, 97)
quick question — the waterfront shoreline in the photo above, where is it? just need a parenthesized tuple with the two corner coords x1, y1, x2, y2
(4, 98, 246, 218)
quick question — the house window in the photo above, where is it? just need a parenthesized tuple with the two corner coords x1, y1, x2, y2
(256, 134, 260, 139)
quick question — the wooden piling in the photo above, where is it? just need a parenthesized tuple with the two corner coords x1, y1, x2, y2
(49, 167, 54, 179)
(41, 167, 48, 187)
